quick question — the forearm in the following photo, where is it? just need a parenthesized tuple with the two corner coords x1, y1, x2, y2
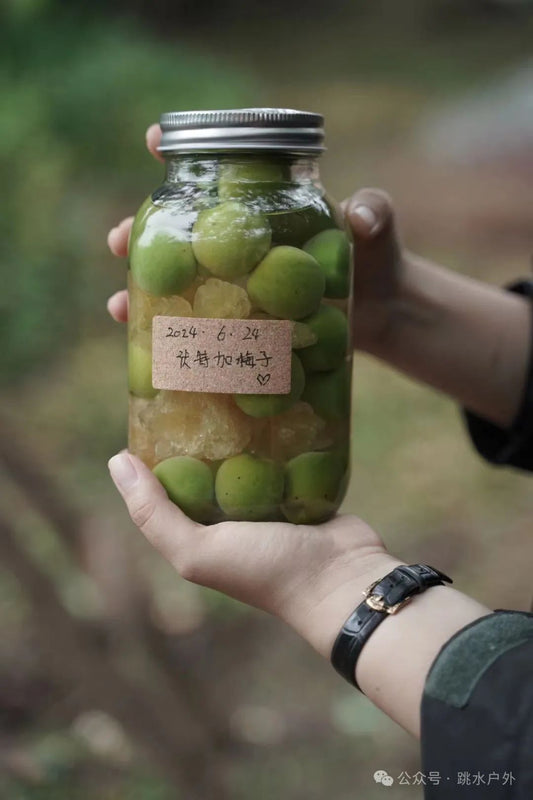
(286, 549, 490, 738)
(355, 581, 489, 738)
(366, 254, 531, 428)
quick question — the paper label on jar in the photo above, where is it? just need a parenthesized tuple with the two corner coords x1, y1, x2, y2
(152, 316, 292, 394)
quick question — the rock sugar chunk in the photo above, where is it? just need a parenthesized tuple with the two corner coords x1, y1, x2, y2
(249, 401, 328, 461)
(137, 391, 252, 462)
(193, 278, 251, 319)
(129, 396, 157, 469)
(129, 277, 193, 335)
(290, 321, 318, 350)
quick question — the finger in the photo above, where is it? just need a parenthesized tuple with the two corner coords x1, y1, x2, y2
(107, 216, 134, 257)
(146, 123, 164, 163)
(108, 452, 204, 576)
(343, 188, 402, 281)
(107, 290, 128, 323)
(343, 188, 395, 241)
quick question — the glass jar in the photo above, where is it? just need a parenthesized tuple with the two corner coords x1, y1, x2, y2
(128, 108, 353, 524)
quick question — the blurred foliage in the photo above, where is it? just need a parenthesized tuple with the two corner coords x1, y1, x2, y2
(0, 7, 255, 385)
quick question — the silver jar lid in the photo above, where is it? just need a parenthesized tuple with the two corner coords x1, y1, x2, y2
(158, 108, 325, 155)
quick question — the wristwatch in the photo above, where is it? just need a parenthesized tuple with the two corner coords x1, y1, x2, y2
(330, 564, 452, 690)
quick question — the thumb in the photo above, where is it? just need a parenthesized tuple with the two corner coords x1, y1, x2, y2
(108, 452, 204, 575)
(343, 187, 402, 273)
(342, 187, 397, 239)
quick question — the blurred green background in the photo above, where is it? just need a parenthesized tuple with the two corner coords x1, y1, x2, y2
(1, 0, 533, 797)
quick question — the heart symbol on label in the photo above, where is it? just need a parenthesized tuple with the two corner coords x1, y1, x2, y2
(256, 373, 271, 386)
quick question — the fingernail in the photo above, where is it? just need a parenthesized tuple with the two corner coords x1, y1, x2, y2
(108, 453, 138, 491)
(350, 204, 380, 233)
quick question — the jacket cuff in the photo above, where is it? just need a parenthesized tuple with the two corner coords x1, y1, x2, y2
(463, 280, 533, 470)
(423, 610, 533, 709)
(421, 611, 533, 797)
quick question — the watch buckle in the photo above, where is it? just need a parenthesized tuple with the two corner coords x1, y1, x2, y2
(363, 580, 412, 615)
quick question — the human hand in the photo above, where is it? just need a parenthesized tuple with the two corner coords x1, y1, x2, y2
(108, 451, 398, 657)
(107, 452, 490, 742)
(343, 188, 404, 353)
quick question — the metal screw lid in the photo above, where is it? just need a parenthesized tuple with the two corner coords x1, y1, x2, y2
(158, 108, 325, 155)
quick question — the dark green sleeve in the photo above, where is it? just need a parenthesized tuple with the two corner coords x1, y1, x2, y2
(421, 610, 533, 798)
(463, 280, 533, 471)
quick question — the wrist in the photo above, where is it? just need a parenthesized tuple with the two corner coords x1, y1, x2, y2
(356, 584, 490, 737)
(280, 542, 402, 659)
(279, 538, 491, 739)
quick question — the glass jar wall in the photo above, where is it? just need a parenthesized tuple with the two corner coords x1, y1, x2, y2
(128, 110, 353, 524)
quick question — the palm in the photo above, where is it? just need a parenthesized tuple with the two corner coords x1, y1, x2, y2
(162, 508, 385, 624)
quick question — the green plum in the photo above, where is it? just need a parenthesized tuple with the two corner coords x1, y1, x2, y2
(218, 158, 290, 201)
(192, 201, 271, 279)
(128, 342, 157, 398)
(234, 353, 305, 418)
(153, 456, 215, 522)
(282, 450, 347, 524)
(129, 193, 153, 242)
(302, 362, 351, 421)
(130, 230, 197, 297)
(303, 229, 351, 299)
(298, 304, 348, 372)
(268, 204, 332, 248)
(247, 246, 325, 320)
(215, 454, 284, 521)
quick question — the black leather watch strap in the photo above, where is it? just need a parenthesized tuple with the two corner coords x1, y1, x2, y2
(331, 564, 452, 690)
